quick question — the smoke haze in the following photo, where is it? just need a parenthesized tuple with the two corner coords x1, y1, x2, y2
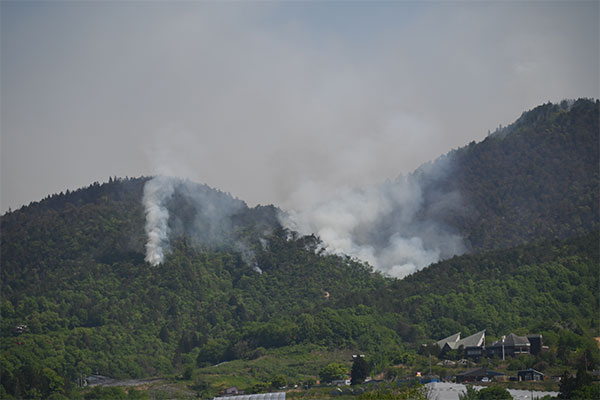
(2, 2, 598, 214)
(143, 176, 264, 268)
(2, 1, 598, 275)
(280, 156, 466, 278)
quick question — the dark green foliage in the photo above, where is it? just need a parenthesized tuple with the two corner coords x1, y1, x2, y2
(371, 231, 600, 339)
(429, 99, 599, 251)
(475, 385, 512, 400)
(459, 385, 479, 400)
(271, 375, 287, 389)
(558, 367, 599, 399)
(351, 356, 370, 385)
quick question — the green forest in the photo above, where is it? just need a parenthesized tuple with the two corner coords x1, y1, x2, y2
(1, 99, 598, 399)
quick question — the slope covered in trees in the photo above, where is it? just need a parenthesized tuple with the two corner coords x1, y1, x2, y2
(421, 98, 599, 251)
(1, 99, 598, 398)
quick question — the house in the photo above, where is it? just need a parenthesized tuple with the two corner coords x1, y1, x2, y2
(455, 368, 504, 383)
(487, 333, 531, 358)
(518, 369, 545, 381)
(437, 330, 486, 358)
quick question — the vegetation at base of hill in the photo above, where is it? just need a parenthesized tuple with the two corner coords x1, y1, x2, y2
(2, 224, 597, 398)
(365, 231, 600, 341)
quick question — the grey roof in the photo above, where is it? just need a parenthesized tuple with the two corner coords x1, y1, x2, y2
(458, 368, 504, 377)
(443, 330, 486, 350)
(215, 393, 286, 400)
(492, 333, 530, 347)
(436, 332, 461, 348)
(458, 330, 486, 348)
(518, 369, 545, 376)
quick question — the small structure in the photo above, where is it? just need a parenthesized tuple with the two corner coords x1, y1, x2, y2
(222, 387, 243, 395)
(455, 368, 504, 383)
(518, 369, 545, 381)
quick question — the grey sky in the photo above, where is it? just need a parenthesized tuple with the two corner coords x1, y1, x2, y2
(1, 1, 598, 213)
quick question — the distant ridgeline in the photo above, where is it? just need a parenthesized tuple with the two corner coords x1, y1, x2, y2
(0, 99, 598, 398)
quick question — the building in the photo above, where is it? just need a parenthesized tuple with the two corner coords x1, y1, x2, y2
(437, 332, 461, 349)
(222, 387, 242, 395)
(527, 334, 544, 355)
(487, 333, 532, 358)
(518, 369, 545, 381)
(436, 330, 544, 359)
(437, 330, 486, 358)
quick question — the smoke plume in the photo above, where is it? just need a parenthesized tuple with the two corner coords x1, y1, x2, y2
(142, 176, 265, 268)
(143, 176, 176, 266)
(280, 157, 466, 278)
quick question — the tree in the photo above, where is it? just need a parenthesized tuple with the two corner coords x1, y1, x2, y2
(319, 363, 348, 383)
(351, 356, 369, 385)
(271, 375, 286, 389)
(458, 385, 479, 400)
(558, 367, 595, 399)
(476, 385, 512, 400)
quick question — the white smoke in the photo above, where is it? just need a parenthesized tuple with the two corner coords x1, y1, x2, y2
(280, 160, 466, 278)
(143, 176, 176, 266)
(142, 175, 264, 268)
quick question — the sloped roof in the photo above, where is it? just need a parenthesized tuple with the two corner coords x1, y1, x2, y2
(492, 333, 530, 347)
(518, 369, 544, 376)
(457, 368, 502, 377)
(458, 330, 486, 348)
(436, 332, 461, 348)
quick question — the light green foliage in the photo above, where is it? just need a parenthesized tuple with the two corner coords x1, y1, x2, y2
(319, 363, 348, 383)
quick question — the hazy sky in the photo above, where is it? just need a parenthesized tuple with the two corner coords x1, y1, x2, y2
(2, 1, 598, 213)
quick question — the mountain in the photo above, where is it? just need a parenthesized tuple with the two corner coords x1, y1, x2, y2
(1, 99, 598, 398)
(422, 98, 599, 250)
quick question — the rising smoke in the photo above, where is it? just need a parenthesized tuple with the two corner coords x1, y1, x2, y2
(143, 157, 465, 277)
(279, 156, 466, 278)
(142, 176, 257, 267)
(143, 176, 176, 266)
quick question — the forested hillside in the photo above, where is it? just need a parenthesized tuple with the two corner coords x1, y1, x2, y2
(1, 99, 598, 398)
(420, 98, 599, 250)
